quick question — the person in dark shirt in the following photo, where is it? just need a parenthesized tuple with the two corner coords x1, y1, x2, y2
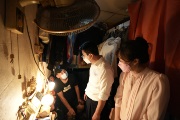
(54, 68, 84, 119)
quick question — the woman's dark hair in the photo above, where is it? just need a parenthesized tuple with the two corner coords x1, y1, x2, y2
(119, 37, 149, 64)
(79, 41, 99, 55)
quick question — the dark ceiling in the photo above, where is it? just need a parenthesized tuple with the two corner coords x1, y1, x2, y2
(19, 0, 135, 29)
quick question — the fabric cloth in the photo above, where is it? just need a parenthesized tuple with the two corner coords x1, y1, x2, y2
(128, 0, 180, 117)
(85, 57, 114, 101)
(73, 26, 104, 55)
(54, 74, 78, 113)
(70, 68, 89, 97)
(86, 97, 111, 120)
(67, 33, 76, 64)
(114, 67, 170, 120)
(85, 57, 114, 120)
(86, 97, 98, 120)
(39, 38, 49, 62)
(47, 35, 67, 70)
(99, 37, 121, 78)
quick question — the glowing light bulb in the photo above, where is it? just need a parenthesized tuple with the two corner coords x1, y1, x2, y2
(41, 94, 54, 106)
(48, 82, 55, 91)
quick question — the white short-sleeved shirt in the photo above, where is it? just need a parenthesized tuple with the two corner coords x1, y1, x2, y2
(85, 57, 114, 101)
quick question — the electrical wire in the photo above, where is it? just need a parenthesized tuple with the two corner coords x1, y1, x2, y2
(10, 31, 14, 63)
(24, 15, 49, 83)
(133, 0, 142, 39)
(10, 31, 12, 53)
(24, 15, 45, 76)
(17, 34, 21, 76)
(16, 15, 50, 119)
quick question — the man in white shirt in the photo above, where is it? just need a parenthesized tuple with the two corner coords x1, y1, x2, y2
(80, 41, 114, 120)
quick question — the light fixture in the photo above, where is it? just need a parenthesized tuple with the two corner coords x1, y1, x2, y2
(41, 94, 54, 106)
(48, 82, 55, 91)
(39, 94, 54, 118)
(19, 0, 40, 7)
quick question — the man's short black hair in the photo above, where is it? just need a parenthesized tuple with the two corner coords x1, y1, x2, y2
(55, 69, 62, 75)
(54, 65, 67, 75)
(79, 41, 99, 55)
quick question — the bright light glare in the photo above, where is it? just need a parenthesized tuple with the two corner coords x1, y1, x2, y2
(36, 71, 44, 92)
(41, 94, 54, 106)
(48, 82, 55, 91)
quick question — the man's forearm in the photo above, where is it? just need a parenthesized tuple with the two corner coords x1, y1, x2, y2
(75, 85, 81, 100)
(114, 106, 120, 120)
(60, 96, 72, 110)
(94, 100, 106, 115)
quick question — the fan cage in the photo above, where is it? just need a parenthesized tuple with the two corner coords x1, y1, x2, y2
(35, 0, 100, 36)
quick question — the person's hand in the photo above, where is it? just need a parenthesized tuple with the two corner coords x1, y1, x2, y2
(51, 90, 56, 96)
(67, 107, 76, 116)
(78, 98, 84, 105)
(92, 113, 100, 120)
(84, 94, 87, 101)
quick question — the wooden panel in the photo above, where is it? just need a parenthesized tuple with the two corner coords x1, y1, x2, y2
(105, 14, 127, 28)
(97, 11, 114, 22)
(95, 0, 131, 27)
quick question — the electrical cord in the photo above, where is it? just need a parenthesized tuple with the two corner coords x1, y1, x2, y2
(10, 31, 14, 63)
(16, 15, 50, 120)
(17, 34, 21, 79)
(24, 15, 47, 78)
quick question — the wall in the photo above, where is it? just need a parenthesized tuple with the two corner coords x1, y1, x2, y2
(0, 0, 39, 119)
